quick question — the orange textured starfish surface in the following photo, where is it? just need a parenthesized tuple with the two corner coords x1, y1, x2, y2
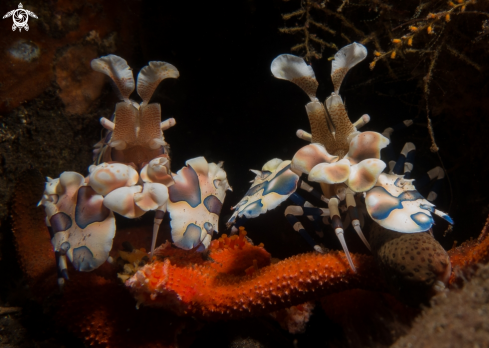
(126, 231, 384, 319)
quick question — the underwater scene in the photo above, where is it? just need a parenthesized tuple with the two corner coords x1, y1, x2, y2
(1, 0, 489, 347)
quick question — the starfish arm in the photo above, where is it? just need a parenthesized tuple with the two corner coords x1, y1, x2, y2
(126, 240, 383, 319)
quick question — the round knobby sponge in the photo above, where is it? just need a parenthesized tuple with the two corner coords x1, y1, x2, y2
(369, 223, 451, 305)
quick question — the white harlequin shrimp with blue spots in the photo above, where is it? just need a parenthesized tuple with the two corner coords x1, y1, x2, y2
(229, 43, 453, 272)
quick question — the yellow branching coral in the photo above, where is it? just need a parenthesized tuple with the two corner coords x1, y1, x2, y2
(277, 0, 489, 154)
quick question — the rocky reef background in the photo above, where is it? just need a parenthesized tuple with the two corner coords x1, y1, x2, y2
(0, 0, 488, 347)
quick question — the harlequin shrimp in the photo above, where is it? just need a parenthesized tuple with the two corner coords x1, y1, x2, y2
(228, 43, 453, 271)
(39, 55, 231, 285)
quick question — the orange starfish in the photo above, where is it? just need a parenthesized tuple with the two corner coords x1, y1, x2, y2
(126, 232, 384, 319)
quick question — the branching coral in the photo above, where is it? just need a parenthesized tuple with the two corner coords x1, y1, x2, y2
(279, 0, 368, 61)
(279, 0, 489, 72)
(278, 0, 489, 156)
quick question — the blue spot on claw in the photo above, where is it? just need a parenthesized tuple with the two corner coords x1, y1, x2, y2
(245, 181, 266, 197)
(75, 186, 110, 229)
(244, 165, 298, 198)
(241, 200, 264, 218)
(368, 187, 428, 221)
(169, 165, 201, 208)
(442, 214, 453, 224)
(263, 165, 298, 196)
(72, 246, 96, 272)
(204, 222, 214, 234)
(50, 212, 72, 233)
(204, 195, 223, 215)
(179, 223, 203, 249)
(411, 212, 434, 231)
(367, 187, 403, 220)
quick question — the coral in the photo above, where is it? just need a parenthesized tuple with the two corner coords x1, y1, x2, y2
(0, 307, 21, 316)
(270, 301, 315, 334)
(368, 1, 488, 73)
(478, 212, 489, 243)
(0, 309, 36, 347)
(55, 272, 193, 348)
(11, 170, 56, 294)
(55, 45, 106, 114)
(278, 0, 365, 61)
(279, 0, 489, 77)
(0, 0, 138, 113)
(392, 262, 489, 348)
(8, 40, 40, 62)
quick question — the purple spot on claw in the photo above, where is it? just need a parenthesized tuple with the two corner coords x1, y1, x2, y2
(75, 186, 110, 229)
(72, 246, 96, 271)
(169, 165, 201, 208)
(203, 195, 222, 215)
(178, 223, 202, 249)
(50, 212, 72, 233)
